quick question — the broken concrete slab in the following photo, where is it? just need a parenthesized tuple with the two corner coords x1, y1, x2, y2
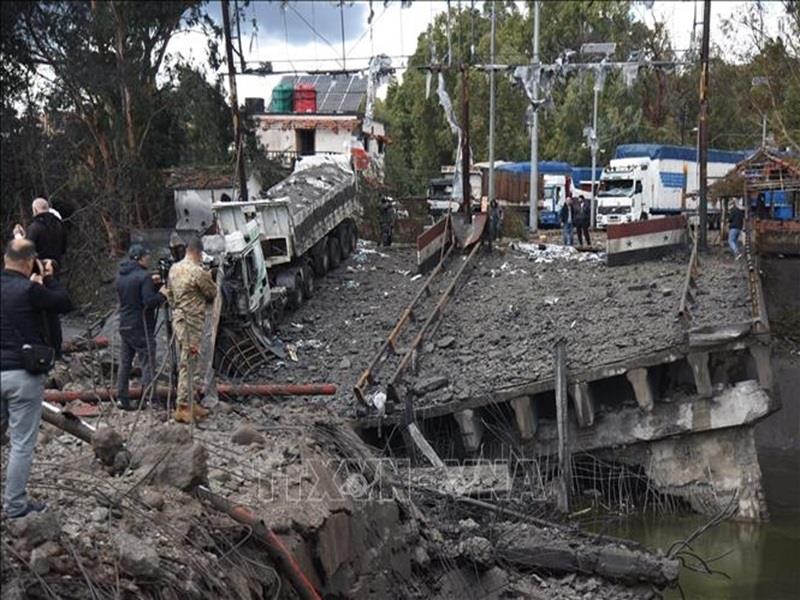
(130, 424, 208, 491)
(411, 464, 511, 497)
(116, 533, 160, 578)
(413, 375, 449, 396)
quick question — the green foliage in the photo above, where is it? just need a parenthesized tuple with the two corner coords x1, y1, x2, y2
(382, 1, 800, 196)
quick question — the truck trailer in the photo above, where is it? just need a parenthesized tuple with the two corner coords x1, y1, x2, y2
(597, 144, 744, 228)
(173, 156, 360, 374)
(487, 161, 573, 228)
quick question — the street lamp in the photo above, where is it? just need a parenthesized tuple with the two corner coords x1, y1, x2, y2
(580, 42, 616, 229)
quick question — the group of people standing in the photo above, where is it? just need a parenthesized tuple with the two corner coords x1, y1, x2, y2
(2, 197, 217, 520)
(559, 195, 592, 246)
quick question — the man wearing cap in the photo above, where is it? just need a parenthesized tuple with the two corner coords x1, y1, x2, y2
(115, 243, 168, 410)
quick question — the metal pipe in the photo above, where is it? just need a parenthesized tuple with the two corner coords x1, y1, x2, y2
(41, 401, 96, 444)
(61, 336, 109, 354)
(194, 485, 322, 600)
(44, 383, 337, 404)
(529, 0, 540, 233)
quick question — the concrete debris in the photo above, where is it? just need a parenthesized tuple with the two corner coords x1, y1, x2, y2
(130, 424, 208, 491)
(231, 423, 267, 446)
(29, 541, 61, 576)
(116, 533, 161, 578)
(7, 512, 61, 549)
(511, 241, 604, 263)
(92, 425, 125, 466)
(413, 375, 450, 396)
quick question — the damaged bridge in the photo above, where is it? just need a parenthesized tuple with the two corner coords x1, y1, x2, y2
(355, 225, 777, 521)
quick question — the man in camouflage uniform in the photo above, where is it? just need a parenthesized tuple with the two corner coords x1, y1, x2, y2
(165, 236, 217, 423)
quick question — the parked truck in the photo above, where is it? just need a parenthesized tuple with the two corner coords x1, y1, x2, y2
(596, 144, 744, 228)
(173, 155, 360, 373)
(487, 162, 573, 228)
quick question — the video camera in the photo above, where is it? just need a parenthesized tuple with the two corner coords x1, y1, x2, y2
(157, 256, 174, 285)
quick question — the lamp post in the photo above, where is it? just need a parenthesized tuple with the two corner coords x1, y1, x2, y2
(580, 42, 616, 229)
(528, 1, 540, 233)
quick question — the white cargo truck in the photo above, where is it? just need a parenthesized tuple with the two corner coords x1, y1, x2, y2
(596, 144, 744, 228)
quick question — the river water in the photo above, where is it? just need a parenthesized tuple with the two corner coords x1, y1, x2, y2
(589, 448, 800, 599)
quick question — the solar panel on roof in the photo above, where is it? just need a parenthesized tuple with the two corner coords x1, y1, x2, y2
(277, 74, 367, 114)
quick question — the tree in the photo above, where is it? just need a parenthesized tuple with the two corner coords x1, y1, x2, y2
(17, 1, 217, 252)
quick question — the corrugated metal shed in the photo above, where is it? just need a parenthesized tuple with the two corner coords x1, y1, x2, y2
(273, 74, 367, 114)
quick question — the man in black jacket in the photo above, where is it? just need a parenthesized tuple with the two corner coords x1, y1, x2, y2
(728, 202, 745, 258)
(116, 244, 168, 410)
(575, 195, 592, 246)
(1, 239, 73, 518)
(560, 197, 576, 246)
(14, 198, 67, 269)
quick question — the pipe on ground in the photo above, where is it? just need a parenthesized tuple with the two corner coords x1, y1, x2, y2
(194, 485, 322, 600)
(41, 401, 96, 443)
(61, 336, 109, 354)
(44, 382, 337, 404)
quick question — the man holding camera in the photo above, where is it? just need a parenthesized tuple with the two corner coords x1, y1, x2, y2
(115, 243, 168, 410)
(1, 239, 73, 519)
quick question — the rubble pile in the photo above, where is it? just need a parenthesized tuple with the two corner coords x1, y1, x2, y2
(2, 400, 677, 599)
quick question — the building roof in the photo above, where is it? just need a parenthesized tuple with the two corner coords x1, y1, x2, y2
(274, 74, 368, 114)
(614, 143, 744, 164)
(709, 147, 800, 197)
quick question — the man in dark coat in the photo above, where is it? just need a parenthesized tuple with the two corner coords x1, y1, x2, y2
(16, 198, 67, 269)
(575, 195, 592, 246)
(115, 243, 168, 410)
(560, 196, 576, 246)
(728, 202, 745, 258)
(1, 239, 73, 518)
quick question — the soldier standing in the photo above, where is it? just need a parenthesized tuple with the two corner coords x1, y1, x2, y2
(378, 196, 395, 247)
(165, 236, 217, 424)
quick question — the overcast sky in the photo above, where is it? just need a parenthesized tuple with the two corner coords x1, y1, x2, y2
(165, 1, 788, 102)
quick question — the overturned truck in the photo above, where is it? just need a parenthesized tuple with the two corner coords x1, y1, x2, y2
(172, 158, 360, 375)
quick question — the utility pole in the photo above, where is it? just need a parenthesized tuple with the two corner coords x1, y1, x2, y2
(221, 0, 248, 202)
(590, 86, 599, 229)
(461, 64, 471, 215)
(339, 1, 347, 71)
(488, 0, 496, 208)
(698, 0, 711, 249)
(529, 0, 540, 233)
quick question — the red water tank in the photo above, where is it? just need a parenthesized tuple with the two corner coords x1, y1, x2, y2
(293, 84, 317, 113)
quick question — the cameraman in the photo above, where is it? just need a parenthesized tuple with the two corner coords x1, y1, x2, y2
(1, 239, 73, 519)
(115, 244, 167, 410)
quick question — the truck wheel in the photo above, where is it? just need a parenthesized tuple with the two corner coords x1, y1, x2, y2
(338, 226, 351, 259)
(328, 237, 342, 269)
(312, 244, 329, 277)
(302, 265, 315, 300)
(347, 222, 358, 255)
(288, 272, 303, 310)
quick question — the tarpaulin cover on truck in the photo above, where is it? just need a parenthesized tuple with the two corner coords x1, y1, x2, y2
(496, 161, 573, 174)
(614, 144, 745, 164)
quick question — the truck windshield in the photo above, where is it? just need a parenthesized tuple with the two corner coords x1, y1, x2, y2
(598, 179, 634, 197)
